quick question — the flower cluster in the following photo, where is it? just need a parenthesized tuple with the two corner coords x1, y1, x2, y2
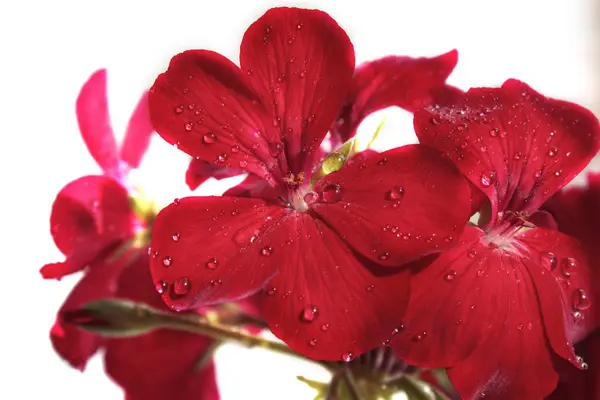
(43, 6, 600, 400)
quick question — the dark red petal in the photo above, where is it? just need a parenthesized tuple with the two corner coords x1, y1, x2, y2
(222, 174, 283, 200)
(521, 229, 597, 358)
(185, 158, 242, 191)
(106, 253, 219, 400)
(240, 7, 355, 173)
(311, 145, 471, 266)
(149, 197, 284, 310)
(262, 212, 410, 360)
(415, 79, 600, 223)
(42, 176, 133, 279)
(391, 226, 592, 399)
(332, 50, 459, 143)
(76, 69, 120, 175)
(149, 50, 285, 184)
(119, 91, 154, 169)
(49, 253, 127, 370)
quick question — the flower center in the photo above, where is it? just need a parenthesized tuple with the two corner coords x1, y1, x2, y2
(482, 211, 534, 253)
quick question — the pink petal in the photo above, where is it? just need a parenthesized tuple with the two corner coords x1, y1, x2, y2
(185, 158, 242, 191)
(260, 212, 410, 360)
(149, 197, 284, 310)
(240, 7, 355, 173)
(105, 254, 219, 400)
(332, 50, 459, 143)
(149, 50, 285, 184)
(311, 145, 471, 266)
(76, 69, 120, 175)
(414, 79, 600, 224)
(119, 91, 154, 169)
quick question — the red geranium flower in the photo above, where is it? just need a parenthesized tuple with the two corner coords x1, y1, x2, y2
(184, 42, 459, 190)
(390, 80, 600, 399)
(147, 6, 471, 361)
(43, 70, 218, 399)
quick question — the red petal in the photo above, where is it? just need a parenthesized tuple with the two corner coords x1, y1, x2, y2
(222, 174, 283, 200)
(76, 69, 120, 175)
(42, 176, 133, 279)
(262, 212, 410, 360)
(332, 50, 459, 143)
(185, 158, 242, 191)
(49, 253, 127, 370)
(391, 226, 593, 399)
(415, 79, 600, 224)
(240, 7, 355, 173)
(311, 145, 471, 266)
(149, 50, 285, 184)
(119, 91, 154, 169)
(149, 197, 284, 310)
(106, 254, 219, 400)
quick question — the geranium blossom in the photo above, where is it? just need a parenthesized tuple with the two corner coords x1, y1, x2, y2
(390, 80, 600, 399)
(148, 7, 471, 360)
(43, 70, 218, 399)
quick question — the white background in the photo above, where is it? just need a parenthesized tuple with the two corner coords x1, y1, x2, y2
(1, 0, 599, 398)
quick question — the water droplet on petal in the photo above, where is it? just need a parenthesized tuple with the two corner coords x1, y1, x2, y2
(391, 325, 405, 336)
(202, 132, 216, 144)
(266, 287, 277, 296)
(548, 147, 558, 157)
(366, 284, 375, 292)
(378, 252, 389, 261)
(269, 142, 283, 156)
(173, 198, 181, 206)
(231, 145, 240, 153)
(184, 122, 194, 131)
(534, 169, 543, 179)
(489, 128, 499, 137)
(341, 352, 354, 362)
(303, 191, 319, 205)
(540, 252, 557, 271)
(561, 257, 577, 277)
(172, 233, 180, 242)
(321, 184, 342, 203)
(206, 258, 218, 270)
(377, 157, 388, 166)
(480, 172, 495, 187)
(155, 280, 168, 294)
(387, 185, 404, 201)
(444, 270, 457, 282)
(172, 277, 191, 296)
(162, 256, 172, 267)
(301, 305, 319, 322)
(320, 323, 330, 331)
(239, 160, 248, 168)
(308, 338, 317, 347)
(467, 249, 477, 259)
(573, 288, 591, 310)
(260, 246, 273, 256)
(412, 331, 427, 342)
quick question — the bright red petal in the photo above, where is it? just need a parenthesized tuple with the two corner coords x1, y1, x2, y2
(106, 253, 219, 400)
(41, 176, 133, 279)
(240, 7, 355, 173)
(222, 174, 282, 200)
(262, 212, 410, 360)
(391, 226, 593, 399)
(149, 50, 285, 184)
(119, 91, 154, 169)
(76, 69, 120, 175)
(332, 50, 459, 143)
(185, 158, 242, 191)
(49, 253, 128, 370)
(311, 145, 471, 266)
(149, 197, 284, 310)
(415, 79, 600, 224)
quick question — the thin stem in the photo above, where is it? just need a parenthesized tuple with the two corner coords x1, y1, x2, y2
(341, 368, 365, 400)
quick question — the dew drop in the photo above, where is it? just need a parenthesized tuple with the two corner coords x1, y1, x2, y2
(231, 145, 240, 153)
(548, 147, 558, 157)
(561, 257, 577, 277)
(377, 157, 388, 166)
(387, 185, 404, 201)
(489, 128, 499, 137)
(412, 331, 427, 342)
(172, 277, 191, 296)
(174, 105, 184, 114)
(534, 169, 543, 179)
(239, 160, 248, 168)
(303, 191, 319, 205)
(378, 252, 389, 261)
(155, 280, 168, 294)
(260, 246, 273, 256)
(202, 132, 216, 144)
(206, 258, 218, 270)
(184, 122, 194, 131)
(480, 172, 495, 187)
(467, 249, 477, 259)
(321, 184, 342, 203)
(301, 305, 319, 322)
(572, 288, 591, 310)
(308, 338, 317, 347)
(540, 252, 557, 271)
(341, 352, 354, 362)
(366, 284, 375, 292)
(320, 323, 330, 331)
(444, 270, 457, 282)
(269, 142, 283, 156)
(173, 198, 181, 206)
(172, 233, 180, 242)
(162, 256, 172, 267)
